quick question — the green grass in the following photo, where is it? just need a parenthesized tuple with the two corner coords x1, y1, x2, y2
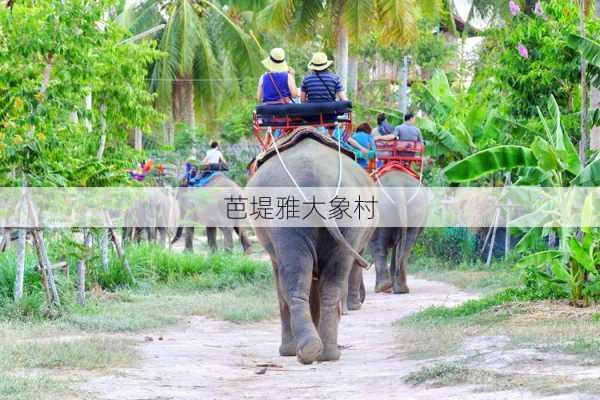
(0, 372, 74, 400)
(405, 363, 480, 387)
(0, 337, 136, 370)
(409, 256, 522, 294)
(0, 242, 277, 400)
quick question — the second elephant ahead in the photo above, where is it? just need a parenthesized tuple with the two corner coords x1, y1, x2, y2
(347, 169, 428, 310)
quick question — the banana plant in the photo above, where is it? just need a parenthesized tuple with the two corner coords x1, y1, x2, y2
(515, 194, 600, 305)
(444, 96, 589, 186)
(418, 70, 502, 159)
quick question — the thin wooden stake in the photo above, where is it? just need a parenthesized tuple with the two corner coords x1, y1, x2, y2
(486, 210, 500, 266)
(27, 193, 60, 306)
(108, 227, 134, 283)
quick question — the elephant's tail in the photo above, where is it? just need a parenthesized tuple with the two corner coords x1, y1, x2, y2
(171, 226, 183, 244)
(324, 224, 370, 269)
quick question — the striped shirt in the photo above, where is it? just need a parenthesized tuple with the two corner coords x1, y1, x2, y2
(301, 72, 344, 103)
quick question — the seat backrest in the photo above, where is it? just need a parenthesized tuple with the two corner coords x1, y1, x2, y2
(256, 101, 352, 118)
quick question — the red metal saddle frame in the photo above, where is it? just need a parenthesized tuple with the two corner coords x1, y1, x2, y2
(252, 111, 353, 151)
(369, 140, 424, 181)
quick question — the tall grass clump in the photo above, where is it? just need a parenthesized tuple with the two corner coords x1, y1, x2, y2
(98, 244, 272, 290)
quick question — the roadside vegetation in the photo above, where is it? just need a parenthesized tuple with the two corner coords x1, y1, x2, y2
(0, 242, 276, 400)
(400, 227, 600, 396)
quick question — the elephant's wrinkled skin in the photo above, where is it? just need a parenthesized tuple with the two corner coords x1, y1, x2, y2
(347, 170, 428, 310)
(173, 175, 252, 253)
(247, 134, 376, 364)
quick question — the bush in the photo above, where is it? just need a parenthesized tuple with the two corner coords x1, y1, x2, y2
(413, 228, 478, 263)
(0, 238, 272, 319)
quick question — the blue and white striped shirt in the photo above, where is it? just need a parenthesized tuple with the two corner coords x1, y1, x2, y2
(301, 72, 344, 103)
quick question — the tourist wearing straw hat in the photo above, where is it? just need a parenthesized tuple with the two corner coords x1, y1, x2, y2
(256, 48, 299, 104)
(301, 52, 348, 103)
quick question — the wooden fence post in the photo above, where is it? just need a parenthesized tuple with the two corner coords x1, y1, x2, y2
(108, 227, 134, 283)
(27, 193, 60, 306)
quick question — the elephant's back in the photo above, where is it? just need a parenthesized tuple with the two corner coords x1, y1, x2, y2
(248, 138, 374, 189)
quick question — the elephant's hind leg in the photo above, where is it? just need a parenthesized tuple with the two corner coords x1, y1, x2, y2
(393, 228, 418, 294)
(317, 255, 353, 362)
(278, 250, 322, 364)
(274, 266, 295, 356)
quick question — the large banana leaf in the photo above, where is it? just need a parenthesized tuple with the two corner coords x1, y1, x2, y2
(444, 145, 538, 183)
(568, 33, 600, 85)
(572, 152, 600, 186)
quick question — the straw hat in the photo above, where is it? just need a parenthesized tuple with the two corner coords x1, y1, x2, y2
(262, 48, 289, 72)
(308, 52, 333, 71)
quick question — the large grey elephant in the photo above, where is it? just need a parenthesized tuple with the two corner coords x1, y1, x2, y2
(247, 129, 376, 364)
(172, 174, 252, 253)
(370, 170, 428, 293)
(347, 170, 428, 310)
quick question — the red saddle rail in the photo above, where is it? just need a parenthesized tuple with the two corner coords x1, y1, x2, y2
(370, 140, 424, 180)
(253, 112, 353, 151)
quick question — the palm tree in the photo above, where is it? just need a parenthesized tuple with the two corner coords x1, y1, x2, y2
(118, 0, 259, 131)
(266, 0, 442, 86)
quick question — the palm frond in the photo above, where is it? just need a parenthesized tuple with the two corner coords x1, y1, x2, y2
(343, 0, 375, 44)
(376, 0, 419, 46)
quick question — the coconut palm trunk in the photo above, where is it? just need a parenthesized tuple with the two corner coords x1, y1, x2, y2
(173, 77, 196, 128)
(335, 21, 349, 88)
(348, 55, 358, 96)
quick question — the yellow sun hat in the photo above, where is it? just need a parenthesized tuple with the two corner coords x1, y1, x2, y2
(262, 48, 289, 72)
(308, 52, 333, 71)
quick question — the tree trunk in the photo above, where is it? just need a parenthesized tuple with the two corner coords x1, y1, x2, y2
(399, 56, 410, 114)
(579, 0, 589, 164)
(348, 56, 358, 97)
(14, 229, 26, 301)
(77, 229, 92, 305)
(164, 119, 175, 147)
(97, 104, 107, 160)
(173, 77, 195, 128)
(591, 0, 600, 150)
(99, 229, 109, 272)
(134, 127, 143, 151)
(84, 93, 92, 132)
(335, 21, 349, 89)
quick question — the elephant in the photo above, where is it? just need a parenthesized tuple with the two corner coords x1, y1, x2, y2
(346, 169, 428, 310)
(172, 174, 252, 254)
(247, 128, 376, 364)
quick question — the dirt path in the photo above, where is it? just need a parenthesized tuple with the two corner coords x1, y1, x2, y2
(87, 274, 568, 400)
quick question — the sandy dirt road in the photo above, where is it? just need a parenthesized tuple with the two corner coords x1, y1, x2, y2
(88, 274, 577, 400)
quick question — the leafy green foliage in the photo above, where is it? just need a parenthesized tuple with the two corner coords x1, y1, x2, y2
(479, 0, 600, 120)
(0, 0, 162, 186)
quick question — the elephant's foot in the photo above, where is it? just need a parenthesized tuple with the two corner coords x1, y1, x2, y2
(279, 341, 296, 357)
(375, 279, 393, 293)
(392, 283, 410, 294)
(317, 343, 341, 362)
(346, 297, 362, 311)
(296, 336, 322, 365)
